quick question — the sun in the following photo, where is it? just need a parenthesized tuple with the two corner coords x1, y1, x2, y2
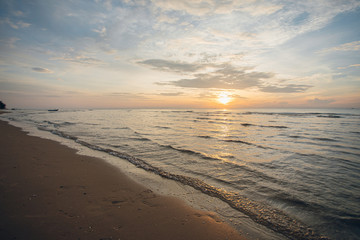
(217, 92, 233, 105)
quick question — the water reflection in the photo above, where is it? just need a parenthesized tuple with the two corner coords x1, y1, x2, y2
(4, 108, 360, 239)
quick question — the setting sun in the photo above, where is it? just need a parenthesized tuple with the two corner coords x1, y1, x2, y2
(217, 92, 233, 105)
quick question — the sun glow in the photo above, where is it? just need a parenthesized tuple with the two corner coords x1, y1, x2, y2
(217, 92, 233, 105)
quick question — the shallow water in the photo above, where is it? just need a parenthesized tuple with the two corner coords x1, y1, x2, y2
(2, 108, 360, 239)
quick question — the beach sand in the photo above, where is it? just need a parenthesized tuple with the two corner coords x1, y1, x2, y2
(0, 119, 245, 240)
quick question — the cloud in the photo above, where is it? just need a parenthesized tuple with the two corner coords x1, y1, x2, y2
(151, 0, 217, 16)
(158, 64, 274, 90)
(95, 0, 112, 10)
(259, 84, 312, 93)
(241, 3, 283, 16)
(157, 14, 178, 24)
(17, 21, 31, 28)
(151, 0, 283, 16)
(53, 54, 103, 65)
(138, 59, 206, 73)
(197, 91, 246, 100)
(251, 1, 360, 47)
(141, 59, 308, 92)
(307, 98, 335, 105)
(319, 41, 360, 54)
(0, 18, 31, 29)
(0, 37, 20, 48)
(93, 26, 107, 37)
(338, 63, 360, 69)
(159, 92, 183, 96)
(12, 10, 24, 17)
(0, 80, 76, 97)
(106, 92, 150, 100)
(32, 67, 53, 73)
(198, 52, 220, 63)
(145, 0, 360, 57)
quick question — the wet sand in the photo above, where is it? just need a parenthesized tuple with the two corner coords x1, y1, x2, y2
(0, 119, 245, 240)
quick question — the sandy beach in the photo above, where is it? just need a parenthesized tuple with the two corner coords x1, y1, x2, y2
(0, 119, 245, 240)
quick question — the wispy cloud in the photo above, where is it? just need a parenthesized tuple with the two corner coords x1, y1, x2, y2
(155, 63, 274, 90)
(93, 26, 107, 37)
(0, 37, 20, 48)
(138, 59, 206, 73)
(159, 92, 184, 96)
(241, 2, 283, 16)
(106, 92, 150, 100)
(151, 0, 283, 16)
(52, 54, 103, 65)
(0, 80, 77, 96)
(12, 10, 25, 17)
(0, 18, 31, 29)
(307, 98, 335, 105)
(156, 14, 178, 24)
(260, 84, 312, 93)
(338, 63, 360, 69)
(32, 67, 53, 73)
(95, 0, 113, 10)
(319, 41, 360, 54)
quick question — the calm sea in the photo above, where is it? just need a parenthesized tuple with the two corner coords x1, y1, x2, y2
(2, 109, 360, 239)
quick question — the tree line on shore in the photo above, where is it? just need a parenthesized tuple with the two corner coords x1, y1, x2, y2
(0, 101, 6, 109)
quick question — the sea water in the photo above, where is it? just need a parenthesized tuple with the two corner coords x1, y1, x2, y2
(2, 108, 360, 239)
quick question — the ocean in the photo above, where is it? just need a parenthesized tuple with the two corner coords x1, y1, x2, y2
(2, 108, 360, 239)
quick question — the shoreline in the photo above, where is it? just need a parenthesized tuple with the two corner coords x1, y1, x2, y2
(0, 119, 245, 239)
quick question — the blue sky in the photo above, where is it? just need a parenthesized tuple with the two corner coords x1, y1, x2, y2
(0, 0, 359, 108)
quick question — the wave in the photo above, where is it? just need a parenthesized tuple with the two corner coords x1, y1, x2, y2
(197, 135, 212, 139)
(195, 117, 238, 123)
(42, 120, 76, 128)
(38, 127, 79, 141)
(223, 139, 271, 150)
(154, 125, 171, 129)
(169, 110, 194, 113)
(224, 139, 253, 145)
(114, 126, 131, 130)
(337, 215, 360, 227)
(283, 136, 360, 154)
(287, 135, 340, 143)
(59, 121, 76, 126)
(161, 144, 219, 161)
(241, 111, 360, 118)
(130, 137, 151, 141)
(84, 123, 100, 126)
(207, 120, 231, 125)
(265, 125, 288, 129)
(241, 122, 288, 129)
(270, 193, 310, 209)
(288, 135, 338, 142)
(317, 115, 342, 118)
(295, 152, 360, 170)
(314, 137, 338, 142)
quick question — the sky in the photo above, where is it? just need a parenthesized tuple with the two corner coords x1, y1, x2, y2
(0, 0, 359, 109)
